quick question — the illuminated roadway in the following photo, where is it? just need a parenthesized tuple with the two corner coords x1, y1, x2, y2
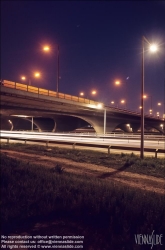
(1, 131, 165, 150)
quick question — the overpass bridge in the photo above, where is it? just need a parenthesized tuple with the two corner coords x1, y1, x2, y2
(0, 80, 164, 134)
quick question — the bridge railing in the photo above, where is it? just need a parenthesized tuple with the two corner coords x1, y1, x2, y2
(1, 80, 99, 106)
(104, 104, 163, 119)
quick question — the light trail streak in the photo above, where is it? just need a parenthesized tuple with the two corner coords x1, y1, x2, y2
(1, 131, 164, 149)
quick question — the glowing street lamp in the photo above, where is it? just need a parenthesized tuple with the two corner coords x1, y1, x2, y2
(140, 36, 158, 159)
(111, 101, 119, 108)
(115, 77, 130, 86)
(21, 72, 41, 85)
(150, 44, 158, 52)
(97, 103, 103, 109)
(156, 102, 162, 118)
(120, 99, 126, 109)
(144, 94, 153, 114)
(91, 90, 97, 95)
(34, 72, 40, 78)
(114, 78, 130, 109)
(43, 46, 50, 52)
(115, 80, 120, 85)
(43, 44, 60, 93)
(149, 95, 152, 113)
(79, 90, 97, 100)
(21, 75, 31, 85)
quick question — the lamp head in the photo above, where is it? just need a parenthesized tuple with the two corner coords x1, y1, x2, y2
(97, 103, 103, 109)
(43, 46, 50, 51)
(115, 81, 120, 85)
(91, 90, 96, 95)
(34, 72, 40, 78)
(149, 44, 158, 52)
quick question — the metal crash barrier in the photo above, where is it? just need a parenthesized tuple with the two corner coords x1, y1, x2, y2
(2, 136, 165, 158)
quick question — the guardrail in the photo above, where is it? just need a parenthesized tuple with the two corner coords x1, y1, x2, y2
(2, 136, 165, 158)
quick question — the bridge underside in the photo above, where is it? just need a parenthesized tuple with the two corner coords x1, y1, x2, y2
(0, 85, 164, 134)
(1, 114, 164, 134)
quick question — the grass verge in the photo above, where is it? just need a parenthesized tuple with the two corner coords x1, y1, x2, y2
(1, 152, 165, 249)
(1, 142, 165, 178)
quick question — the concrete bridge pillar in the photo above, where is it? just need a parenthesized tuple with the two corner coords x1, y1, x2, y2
(145, 121, 165, 134)
(53, 115, 88, 132)
(130, 123, 140, 133)
(77, 115, 120, 134)
(29, 117, 56, 132)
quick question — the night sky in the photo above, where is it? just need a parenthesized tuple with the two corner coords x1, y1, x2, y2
(1, 1, 165, 116)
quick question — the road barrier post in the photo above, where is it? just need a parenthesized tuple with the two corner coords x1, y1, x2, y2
(155, 149, 158, 158)
(108, 145, 111, 154)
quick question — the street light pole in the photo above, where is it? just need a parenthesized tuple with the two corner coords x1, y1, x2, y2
(140, 36, 145, 159)
(164, 79, 165, 119)
(148, 95, 153, 114)
(104, 108, 106, 135)
(29, 78, 31, 85)
(150, 95, 152, 111)
(57, 45, 60, 93)
(164, 62, 165, 119)
(21, 75, 40, 86)
(43, 44, 59, 93)
(31, 116, 33, 131)
(140, 36, 158, 158)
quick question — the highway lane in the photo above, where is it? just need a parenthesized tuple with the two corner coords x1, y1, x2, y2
(1, 130, 165, 140)
(1, 131, 165, 150)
